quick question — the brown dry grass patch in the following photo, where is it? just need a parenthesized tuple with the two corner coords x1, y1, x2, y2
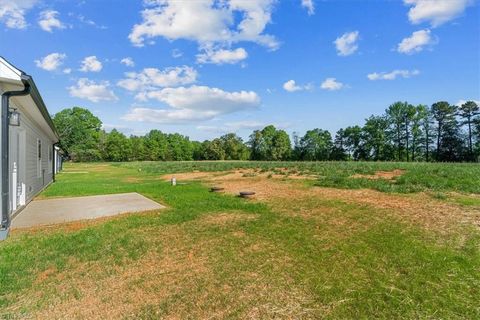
(63, 164, 112, 173)
(7, 221, 317, 319)
(122, 176, 145, 183)
(7, 225, 210, 319)
(161, 171, 229, 181)
(200, 212, 258, 226)
(161, 169, 317, 183)
(351, 169, 405, 180)
(163, 170, 479, 233)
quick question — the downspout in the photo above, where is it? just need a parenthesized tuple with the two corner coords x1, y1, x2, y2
(1, 76, 30, 235)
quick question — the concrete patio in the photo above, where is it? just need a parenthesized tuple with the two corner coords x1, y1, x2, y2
(11, 193, 164, 229)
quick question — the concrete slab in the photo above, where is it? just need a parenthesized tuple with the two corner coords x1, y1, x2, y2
(11, 193, 164, 229)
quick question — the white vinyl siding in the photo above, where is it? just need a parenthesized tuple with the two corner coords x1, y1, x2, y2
(10, 103, 54, 204)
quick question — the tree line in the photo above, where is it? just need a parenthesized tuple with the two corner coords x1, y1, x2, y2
(53, 101, 480, 163)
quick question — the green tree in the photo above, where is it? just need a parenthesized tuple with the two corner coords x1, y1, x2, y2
(417, 105, 434, 162)
(410, 105, 424, 161)
(259, 125, 277, 160)
(474, 117, 480, 160)
(103, 129, 131, 162)
(248, 125, 291, 160)
(201, 139, 225, 160)
(167, 133, 193, 161)
(404, 103, 416, 161)
(144, 130, 168, 160)
(52, 107, 102, 161)
(130, 136, 147, 161)
(362, 115, 389, 161)
(248, 130, 263, 160)
(330, 129, 348, 161)
(191, 141, 203, 160)
(343, 125, 365, 160)
(431, 101, 457, 160)
(442, 124, 464, 161)
(270, 128, 292, 160)
(219, 133, 250, 160)
(386, 102, 408, 161)
(459, 101, 479, 160)
(298, 128, 333, 160)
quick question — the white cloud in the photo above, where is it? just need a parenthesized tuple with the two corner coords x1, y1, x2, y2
(120, 57, 135, 67)
(283, 80, 301, 92)
(34, 53, 66, 71)
(224, 120, 266, 131)
(334, 31, 359, 56)
(123, 85, 260, 124)
(0, 0, 38, 29)
(301, 0, 315, 15)
(38, 10, 65, 32)
(282, 80, 312, 92)
(139, 85, 260, 111)
(77, 14, 107, 29)
(63, 68, 72, 74)
(79, 56, 103, 72)
(404, 0, 473, 27)
(197, 120, 265, 133)
(124, 108, 216, 124)
(320, 78, 344, 91)
(172, 49, 183, 58)
(397, 29, 435, 54)
(128, 0, 279, 50)
(367, 69, 420, 80)
(117, 66, 197, 92)
(68, 78, 118, 103)
(197, 47, 248, 64)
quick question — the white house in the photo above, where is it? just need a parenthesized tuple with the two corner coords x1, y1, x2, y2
(0, 57, 61, 239)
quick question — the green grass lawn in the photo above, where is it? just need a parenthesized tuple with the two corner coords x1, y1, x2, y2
(0, 161, 479, 319)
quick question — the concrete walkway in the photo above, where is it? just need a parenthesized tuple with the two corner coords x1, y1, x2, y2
(12, 193, 164, 229)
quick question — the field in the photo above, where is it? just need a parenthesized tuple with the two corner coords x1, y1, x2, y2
(1, 161, 479, 319)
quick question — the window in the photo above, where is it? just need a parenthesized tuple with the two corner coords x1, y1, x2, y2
(37, 139, 42, 178)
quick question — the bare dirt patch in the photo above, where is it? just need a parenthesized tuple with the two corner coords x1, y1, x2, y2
(351, 169, 405, 180)
(218, 178, 306, 201)
(161, 169, 317, 184)
(161, 171, 229, 181)
(161, 170, 316, 202)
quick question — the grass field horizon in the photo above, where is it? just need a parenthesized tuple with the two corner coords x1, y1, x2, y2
(1, 161, 479, 318)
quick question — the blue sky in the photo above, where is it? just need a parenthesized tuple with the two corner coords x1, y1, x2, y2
(1, 0, 479, 141)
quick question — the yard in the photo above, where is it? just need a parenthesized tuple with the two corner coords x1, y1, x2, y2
(1, 161, 479, 319)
